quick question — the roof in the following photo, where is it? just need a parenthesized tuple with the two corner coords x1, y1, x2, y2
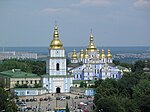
(68, 63, 83, 71)
(0, 69, 40, 78)
(68, 63, 83, 68)
(116, 65, 127, 70)
(13, 88, 46, 90)
(41, 74, 74, 78)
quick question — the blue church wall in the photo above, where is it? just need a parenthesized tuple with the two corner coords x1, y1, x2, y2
(85, 89, 95, 96)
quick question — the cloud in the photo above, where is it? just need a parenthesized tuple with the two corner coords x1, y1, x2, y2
(72, 0, 111, 7)
(134, 0, 150, 7)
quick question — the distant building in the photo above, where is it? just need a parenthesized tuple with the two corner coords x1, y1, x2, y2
(143, 60, 150, 73)
(12, 88, 46, 96)
(0, 69, 41, 90)
(0, 51, 37, 60)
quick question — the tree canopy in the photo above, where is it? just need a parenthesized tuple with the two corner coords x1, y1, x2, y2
(94, 60, 150, 112)
(0, 87, 17, 112)
(0, 59, 46, 75)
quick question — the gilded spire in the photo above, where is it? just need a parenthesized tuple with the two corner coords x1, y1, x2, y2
(84, 49, 89, 59)
(101, 49, 105, 58)
(72, 49, 77, 59)
(107, 49, 112, 58)
(87, 33, 97, 52)
(50, 25, 63, 49)
(79, 49, 84, 58)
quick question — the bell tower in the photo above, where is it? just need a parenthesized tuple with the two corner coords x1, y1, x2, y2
(47, 25, 66, 76)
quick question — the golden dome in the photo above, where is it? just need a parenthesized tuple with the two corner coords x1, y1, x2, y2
(87, 34, 97, 52)
(79, 49, 84, 58)
(101, 49, 106, 58)
(97, 50, 101, 59)
(84, 49, 89, 59)
(107, 49, 112, 58)
(72, 49, 77, 59)
(50, 26, 63, 49)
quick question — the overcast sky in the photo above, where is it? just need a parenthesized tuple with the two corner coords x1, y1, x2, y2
(0, 0, 150, 47)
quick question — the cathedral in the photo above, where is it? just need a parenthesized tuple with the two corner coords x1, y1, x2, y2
(42, 25, 123, 93)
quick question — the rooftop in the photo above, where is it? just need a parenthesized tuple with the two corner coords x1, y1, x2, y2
(0, 69, 40, 78)
(41, 74, 74, 78)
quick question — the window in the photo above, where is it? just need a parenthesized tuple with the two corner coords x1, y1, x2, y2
(17, 81, 19, 84)
(97, 69, 99, 74)
(77, 75, 78, 78)
(56, 63, 59, 71)
(35, 80, 37, 84)
(27, 91, 29, 94)
(30, 80, 32, 84)
(22, 81, 24, 84)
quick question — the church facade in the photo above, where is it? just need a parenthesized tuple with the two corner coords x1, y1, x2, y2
(42, 25, 124, 93)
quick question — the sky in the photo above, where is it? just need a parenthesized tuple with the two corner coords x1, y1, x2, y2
(0, 0, 150, 47)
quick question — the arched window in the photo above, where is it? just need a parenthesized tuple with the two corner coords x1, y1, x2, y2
(56, 63, 59, 71)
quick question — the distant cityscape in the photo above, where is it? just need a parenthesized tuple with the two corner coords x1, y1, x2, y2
(114, 53, 150, 60)
(0, 50, 47, 60)
(0, 49, 150, 62)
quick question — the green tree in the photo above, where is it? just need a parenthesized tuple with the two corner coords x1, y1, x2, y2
(0, 59, 46, 75)
(0, 87, 17, 112)
(132, 80, 150, 112)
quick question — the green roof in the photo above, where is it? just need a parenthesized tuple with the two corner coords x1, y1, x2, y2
(116, 65, 127, 70)
(41, 74, 74, 78)
(0, 70, 40, 78)
(13, 88, 45, 90)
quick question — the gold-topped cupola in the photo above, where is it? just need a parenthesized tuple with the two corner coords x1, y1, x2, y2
(87, 34, 97, 52)
(97, 49, 101, 59)
(50, 25, 63, 49)
(72, 49, 77, 59)
(79, 49, 84, 58)
(85, 49, 89, 59)
(107, 49, 112, 58)
(101, 49, 106, 58)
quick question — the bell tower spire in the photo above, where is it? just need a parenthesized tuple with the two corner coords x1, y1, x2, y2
(50, 23, 63, 49)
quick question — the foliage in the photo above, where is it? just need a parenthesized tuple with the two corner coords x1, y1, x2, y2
(113, 60, 132, 69)
(0, 87, 17, 112)
(94, 72, 150, 112)
(0, 59, 46, 75)
(79, 81, 87, 88)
